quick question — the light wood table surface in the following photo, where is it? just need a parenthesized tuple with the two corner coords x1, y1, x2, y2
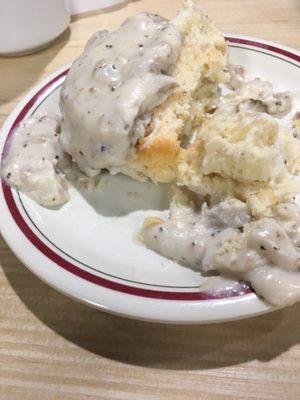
(1, 1, 300, 399)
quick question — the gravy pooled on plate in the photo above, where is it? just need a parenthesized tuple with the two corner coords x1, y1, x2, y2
(1, 114, 69, 207)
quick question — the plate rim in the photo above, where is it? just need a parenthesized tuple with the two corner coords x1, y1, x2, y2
(1, 34, 299, 323)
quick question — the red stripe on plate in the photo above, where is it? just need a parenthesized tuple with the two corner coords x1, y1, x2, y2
(4, 35, 297, 301)
(225, 37, 300, 62)
(2, 70, 68, 159)
(2, 182, 250, 300)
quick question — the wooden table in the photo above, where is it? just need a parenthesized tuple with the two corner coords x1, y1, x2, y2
(1, 1, 300, 399)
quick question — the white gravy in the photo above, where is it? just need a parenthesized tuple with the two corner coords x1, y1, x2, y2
(142, 199, 300, 306)
(220, 76, 293, 117)
(1, 113, 69, 207)
(60, 12, 182, 177)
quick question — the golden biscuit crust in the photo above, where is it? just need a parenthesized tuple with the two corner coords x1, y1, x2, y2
(124, 0, 229, 182)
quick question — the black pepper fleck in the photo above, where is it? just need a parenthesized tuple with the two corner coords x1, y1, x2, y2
(154, 235, 157, 239)
(260, 245, 266, 250)
(138, 44, 143, 48)
(105, 44, 113, 48)
(100, 145, 110, 153)
(42, 157, 45, 161)
(159, 227, 164, 232)
(112, 64, 117, 70)
(6, 172, 11, 179)
(79, 150, 84, 156)
(238, 226, 244, 233)
(52, 198, 56, 202)
(55, 155, 59, 159)
(284, 159, 287, 164)
(23, 144, 28, 148)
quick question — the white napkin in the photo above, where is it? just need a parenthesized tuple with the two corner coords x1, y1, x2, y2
(68, 0, 127, 15)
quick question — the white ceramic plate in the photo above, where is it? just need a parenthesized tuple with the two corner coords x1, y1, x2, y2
(0, 35, 299, 324)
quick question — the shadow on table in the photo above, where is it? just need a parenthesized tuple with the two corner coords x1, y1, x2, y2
(2, 241, 300, 370)
(0, 27, 70, 105)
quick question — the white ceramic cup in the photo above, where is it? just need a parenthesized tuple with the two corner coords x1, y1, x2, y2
(0, 0, 70, 56)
